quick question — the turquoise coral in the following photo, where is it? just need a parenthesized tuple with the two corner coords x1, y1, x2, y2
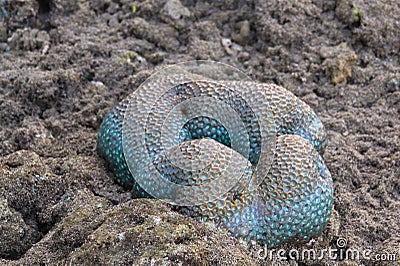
(97, 74, 333, 248)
